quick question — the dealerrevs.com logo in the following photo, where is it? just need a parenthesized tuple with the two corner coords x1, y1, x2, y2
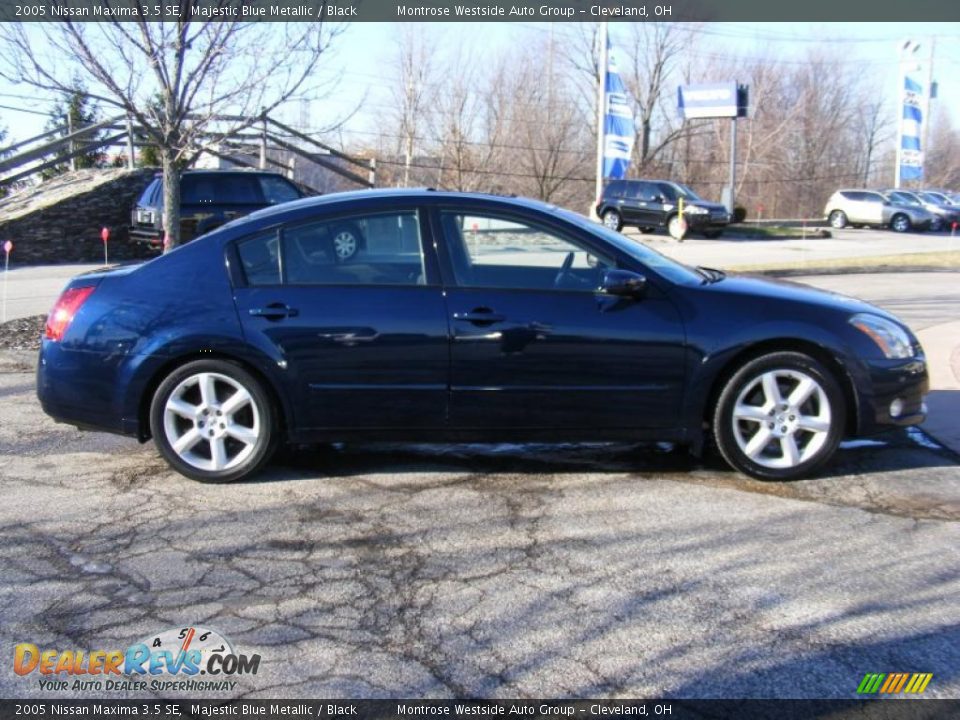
(14, 626, 260, 693)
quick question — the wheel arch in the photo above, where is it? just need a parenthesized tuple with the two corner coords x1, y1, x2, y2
(135, 350, 291, 443)
(700, 338, 859, 441)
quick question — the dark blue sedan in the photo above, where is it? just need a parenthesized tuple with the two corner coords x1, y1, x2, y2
(37, 190, 928, 483)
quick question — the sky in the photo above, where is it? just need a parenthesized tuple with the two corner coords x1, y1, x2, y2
(1, 21, 958, 151)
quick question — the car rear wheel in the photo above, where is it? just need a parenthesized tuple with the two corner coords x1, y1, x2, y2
(602, 210, 623, 232)
(713, 352, 845, 481)
(150, 360, 277, 483)
(829, 210, 847, 229)
(890, 214, 911, 233)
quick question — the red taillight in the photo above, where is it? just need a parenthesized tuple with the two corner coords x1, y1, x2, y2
(45, 286, 96, 342)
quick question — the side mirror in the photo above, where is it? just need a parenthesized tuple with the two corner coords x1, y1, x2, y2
(601, 269, 647, 298)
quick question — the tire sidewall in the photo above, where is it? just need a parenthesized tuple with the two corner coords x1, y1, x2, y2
(830, 211, 847, 229)
(602, 210, 622, 231)
(713, 352, 846, 481)
(149, 359, 277, 483)
(891, 214, 910, 233)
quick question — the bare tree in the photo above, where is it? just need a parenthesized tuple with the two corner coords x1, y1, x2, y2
(622, 23, 695, 170)
(1, 15, 342, 249)
(391, 25, 434, 187)
(855, 94, 893, 187)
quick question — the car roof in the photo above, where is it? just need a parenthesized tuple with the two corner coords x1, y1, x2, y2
(235, 188, 562, 225)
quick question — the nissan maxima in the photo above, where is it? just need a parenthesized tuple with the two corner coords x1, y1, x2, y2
(37, 190, 928, 483)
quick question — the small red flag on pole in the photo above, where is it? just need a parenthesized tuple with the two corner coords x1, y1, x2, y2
(2, 240, 12, 323)
(101, 227, 110, 266)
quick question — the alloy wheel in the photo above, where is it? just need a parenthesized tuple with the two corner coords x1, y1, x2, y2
(602, 211, 621, 231)
(891, 214, 911, 233)
(162, 372, 261, 472)
(333, 231, 358, 260)
(730, 369, 832, 470)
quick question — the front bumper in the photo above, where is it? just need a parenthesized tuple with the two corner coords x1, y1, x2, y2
(854, 353, 928, 434)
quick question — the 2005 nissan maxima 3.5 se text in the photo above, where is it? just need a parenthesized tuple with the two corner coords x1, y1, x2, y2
(37, 190, 928, 483)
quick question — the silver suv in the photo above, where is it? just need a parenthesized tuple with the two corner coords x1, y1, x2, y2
(824, 189, 935, 233)
(882, 189, 958, 232)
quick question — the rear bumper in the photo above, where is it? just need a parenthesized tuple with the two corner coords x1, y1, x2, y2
(36, 342, 134, 437)
(129, 226, 163, 246)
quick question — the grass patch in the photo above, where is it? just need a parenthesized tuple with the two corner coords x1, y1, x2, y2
(728, 250, 960, 274)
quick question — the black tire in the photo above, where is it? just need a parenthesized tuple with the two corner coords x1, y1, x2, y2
(702, 229, 723, 239)
(149, 359, 278, 483)
(890, 214, 911, 233)
(329, 223, 363, 262)
(601, 209, 623, 232)
(828, 210, 847, 229)
(712, 351, 845, 481)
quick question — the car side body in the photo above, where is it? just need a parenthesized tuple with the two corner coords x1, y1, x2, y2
(39, 190, 928, 482)
(596, 179, 730, 238)
(824, 189, 935, 232)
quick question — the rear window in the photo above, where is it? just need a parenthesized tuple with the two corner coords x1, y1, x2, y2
(605, 181, 626, 198)
(181, 175, 263, 205)
(137, 179, 162, 206)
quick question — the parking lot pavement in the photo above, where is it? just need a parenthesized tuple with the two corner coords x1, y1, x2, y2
(0, 369, 958, 699)
(638, 226, 960, 270)
(0, 263, 102, 321)
(1, 269, 957, 700)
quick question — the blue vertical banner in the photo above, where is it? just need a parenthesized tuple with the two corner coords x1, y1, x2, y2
(602, 39, 636, 180)
(899, 73, 924, 182)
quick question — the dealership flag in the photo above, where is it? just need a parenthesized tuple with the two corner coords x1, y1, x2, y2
(899, 73, 924, 181)
(601, 39, 636, 179)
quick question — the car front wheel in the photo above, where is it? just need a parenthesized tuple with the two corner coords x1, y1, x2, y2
(713, 352, 845, 480)
(890, 214, 912, 233)
(150, 360, 277, 483)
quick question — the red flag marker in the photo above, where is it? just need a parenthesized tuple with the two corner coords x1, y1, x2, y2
(101, 227, 110, 265)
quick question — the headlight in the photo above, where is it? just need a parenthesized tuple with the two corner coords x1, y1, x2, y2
(684, 205, 709, 215)
(849, 313, 914, 359)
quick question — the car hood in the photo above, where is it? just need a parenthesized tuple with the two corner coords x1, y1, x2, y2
(687, 201, 728, 212)
(702, 272, 900, 322)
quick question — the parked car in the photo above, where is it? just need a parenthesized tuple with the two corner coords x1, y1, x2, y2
(39, 190, 927, 484)
(596, 179, 730, 238)
(824, 189, 935, 232)
(917, 191, 960, 223)
(880, 189, 958, 232)
(129, 169, 329, 251)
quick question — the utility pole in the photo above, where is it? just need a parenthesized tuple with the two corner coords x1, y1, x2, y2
(594, 21, 609, 210)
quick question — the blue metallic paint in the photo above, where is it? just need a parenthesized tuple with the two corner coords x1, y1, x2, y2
(37, 190, 928, 454)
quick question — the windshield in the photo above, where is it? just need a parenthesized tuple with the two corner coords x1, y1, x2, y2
(557, 208, 704, 286)
(889, 191, 919, 205)
(920, 192, 946, 204)
(673, 183, 704, 202)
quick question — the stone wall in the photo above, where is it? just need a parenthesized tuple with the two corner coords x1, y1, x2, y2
(0, 168, 158, 264)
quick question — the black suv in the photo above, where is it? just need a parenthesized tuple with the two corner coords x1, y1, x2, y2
(130, 170, 311, 250)
(596, 179, 730, 238)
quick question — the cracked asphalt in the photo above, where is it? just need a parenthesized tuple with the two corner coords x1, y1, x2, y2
(1, 365, 958, 700)
(1, 270, 958, 700)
